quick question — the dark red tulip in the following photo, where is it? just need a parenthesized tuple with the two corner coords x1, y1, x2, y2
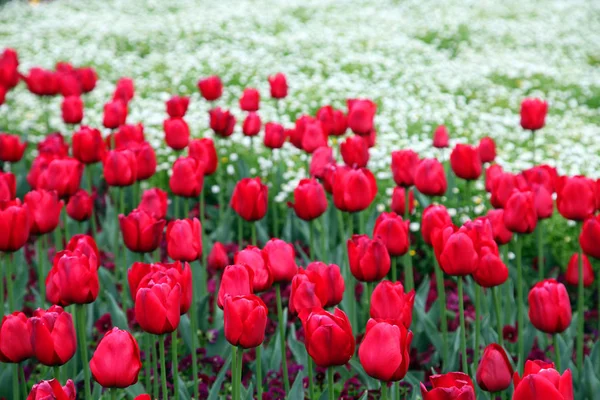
(302, 308, 355, 368)
(131, 141, 156, 181)
(340, 135, 369, 168)
(102, 99, 127, 129)
(291, 115, 310, 149)
(58, 71, 81, 97)
(0, 49, 19, 90)
(504, 190, 538, 233)
(139, 188, 168, 220)
(432, 226, 478, 276)
(476, 344, 513, 392)
(414, 158, 447, 196)
(556, 176, 595, 221)
(332, 166, 377, 213)
(528, 279, 572, 334)
(208, 242, 229, 271)
(485, 209, 513, 245)
(0, 171, 16, 201)
(421, 205, 452, 246)
(450, 144, 482, 181)
(230, 177, 268, 221)
(27, 379, 76, 399)
(113, 123, 145, 149)
(61, 96, 83, 124)
(239, 88, 260, 111)
(268, 73, 288, 99)
(370, 280, 415, 328)
(30, 305, 77, 366)
(373, 212, 409, 256)
(38, 133, 69, 157)
(0, 312, 33, 363)
(76, 67, 97, 93)
(209, 107, 236, 137)
(473, 245, 508, 288)
(170, 157, 204, 198)
(301, 119, 327, 154)
(90, 328, 142, 388)
(490, 172, 526, 209)
(420, 372, 476, 400)
(580, 215, 600, 259)
(188, 138, 218, 175)
(103, 149, 137, 187)
(29, 156, 55, 190)
(24, 189, 64, 235)
(520, 98, 548, 131)
(347, 98, 376, 136)
(24, 68, 60, 96)
(46, 249, 99, 306)
(166, 218, 202, 262)
(242, 112, 262, 137)
(291, 178, 328, 221)
(317, 106, 347, 136)
(309, 146, 334, 179)
(66, 235, 99, 266)
(166, 95, 190, 118)
(289, 268, 328, 314)
(263, 122, 285, 149)
(433, 125, 449, 148)
(478, 136, 496, 163)
(218, 264, 254, 309)
(72, 126, 106, 164)
(113, 77, 134, 103)
(235, 245, 273, 292)
(0, 133, 27, 162)
(0, 199, 31, 252)
(34, 157, 83, 199)
(197, 75, 223, 101)
(522, 165, 557, 193)
(224, 294, 268, 348)
(164, 118, 190, 150)
(306, 262, 345, 308)
(513, 360, 573, 400)
(391, 150, 419, 187)
(135, 279, 181, 334)
(565, 253, 594, 287)
(485, 164, 503, 193)
(262, 238, 297, 283)
(359, 319, 412, 382)
(66, 189, 93, 222)
(347, 234, 391, 282)
(390, 187, 414, 216)
(119, 208, 165, 253)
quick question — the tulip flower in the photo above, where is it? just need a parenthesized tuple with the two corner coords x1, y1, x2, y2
(231, 177, 268, 221)
(432, 227, 478, 276)
(370, 281, 415, 328)
(513, 360, 573, 400)
(347, 98, 376, 135)
(391, 150, 419, 187)
(208, 242, 229, 271)
(262, 238, 296, 283)
(242, 112, 262, 137)
(24, 189, 64, 235)
(0, 49, 19, 90)
(485, 209, 512, 245)
(309, 146, 334, 179)
(503, 190, 538, 234)
(268, 73, 288, 99)
(373, 212, 409, 256)
(103, 149, 137, 187)
(0, 312, 33, 363)
(58, 71, 81, 97)
(289, 269, 328, 314)
(332, 166, 377, 212)
(450, 143, 482, 181)
(301, 119, 328, 153)
(485, 164, 504, 192)
(340, 135, 369, 168)
(390, 187, 414, 216)
(0, 171, 16, 201)
(163, 118, 190, 150)
(490, 172, 523, 208)
(520, 98, 548, 131)
(0, 133, 27, 162)
(420, 372, 476, 400)
(217, 264, 254, 309)
(102, 99, 127, 129)
(0, 199, 30, 252)
(347, 234, 391, 282)
(131, 141, 157, 181)
(66, 234, 99, 266)
(188, 138, 218, 175)
(565, 253, 594, 287)
(119, 208, 166, 253)
(37, 157, 84, 198)
(72, 126, 106, 164)
(166, 218, 202, 262)
(302, 308, 355, 368)
(208, 107, 236, 137)
(556, 176, 595, 221)
(61, 95, 84, 124)
(169, 156, 204, 198)
(414, 158, 447, 196)
(30, 305, 77, 366)
(239, 88, 260, 111)
(359, 319, 412, 382)
(38, 133, 69, 157)
(27, 379, 76, 399)
(23, 67, 60, 96)
(421, 205, 452, 245)
(432, 125, 449, 148)
(46, 249, 99, 306)
(306, 262, 345, 308)
(77, 66, 97, 93)
(528, 279, 572, 334)
(531, 183, 553, 220)
(263, 122, 286, 149)
(198, 75, 223, 101)
(478, 136, 496, 163)
(139, 188, 168, 219)
(476, 343, 513, 392)
(113, 123, 145, 149)
(166, 95, 190, 118)
(580, 215, 600, 259)
(290, 178, 328, 221)
(135, 280, 181, 335)
(235, 245, 273, 292)
(112, 77, 134, 104)
(90, 328, 142, 388)
(317, 106, 347, 136)
(224, 294, 268, 348)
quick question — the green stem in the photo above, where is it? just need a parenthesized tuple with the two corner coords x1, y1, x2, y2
(320, 215, 327, 263)
(6, 253, 14, 312)
(20, 363, 26, 397)
(175, 195, 180, 219)
(347, 213, 356, 335)
(236, 347, 243, 400)
(537, 220, 544, 281)
(309, 220, 314, 260)
(12, 364, 18, 400)
(256, 344, 263, 400)
(238, 216, 243, 249)
(159, 335, 168, 399)
(200, 185, 207, 270)
(516, 235, 524, 374)
(144, 335, 151, 393)
(189, 290, 199, 400)
(272, 201, 279, 238)
(111, 388, 117, 400)
(433, 258, 448, 370)
(555, 333, 562, 372)
(251, 222, 257, 246)
(474, 283, 481, 371)
(327, 368, 335, 400)
(217, 140, 225, 221)
(37, 237, 46, 305)
(307, 354, 314, 400)
(365, 282, 372, 324)
(394, 381, 399, 400)
(118, 188, 128, 312)
(0, 253, 4, 313)
(457, 276, 468, 373)
(85, 165, 95, 231)
(152, 336, 158, 400)
(576, 230, 584, 372)
(77, 305, 92, 400)
(172, 330, 179, 400)
(63, 208, 69, 242)
(54, 213, 63, 250)
(492, 286, 504, 346)
(275, 284, 290, 393)
(232, 345, 238, 400)
(53, 366, 60, 381)
(391, 256, 397, 282)
(380, 382, 388, 400)
(404, 188, 414, 291)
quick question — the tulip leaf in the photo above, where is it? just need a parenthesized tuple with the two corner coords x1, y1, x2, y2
(447, 328, 462, 371)
(286, 372, 305, 400)
(556, 333, 572, 372)
(523, 323, 536, 363)
(207, 354, 232, 400)
(584, 357, 600, 397)
(106, 291, 128, 329)
(358, 392, 369, 400)
(92, 382, 103, 400)
(349, 358, 378, 390)
(0, 366, 11, 398)
(287, 324, 308, 366)
(179, 314, 192, 353)
(124, 382, 145, 398)
(413, 188, 430, 210)
(241, 382, 254, 400)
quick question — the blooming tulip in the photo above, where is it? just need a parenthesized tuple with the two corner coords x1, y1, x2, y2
(262, 238, 297, 283)
(520, 98, 548, 131)
(231, 177, 268, 221)
(373, 212, 409, 256)
(264, 122, 286, 149)
(340, 135, 369, 168)
(503, 190, 538, 233)
(188, 138, 218, 175)
(103, 149, 137, 187)
(239, 88, 260, 111)
(0, 312, 33, 363)
(0, 133, 27, 162)
(224, 294, 268, 348)
(0, 49, 19, 90)
(528, 279, 572, 334)
(332, 166, 377, 212)
(242, 112, 262, 137)
(317, 106, 347, 136)
(556, 176, 595, 221)
(24, 189, 64, 235)
(30, 305, 77, 366)
(0, 199, 30, 252)
(420, 372, 475, 400)
(90, 328, 142, 388)
(421, 205, 452, 246)
(347, 98, 376, 135)
(390, 187, 414, 216)
(169, 157, 204, 198)
(268, 73, 288, 99)
(112, 77, 134, 103)
(66, 189, 93, 223)
(370, 280, 415, 328)
(131, 141, 156, 181)
(38, 133, 68, 157)
(565, 253, 594, 287)
(198, 76, 223, 101)
(66, 235, 99, 266)
(208, 242, 229, 271)
(0, 171, 16, 201)
(209, 107, 236, 137)
(77, 67, 97, 93)
(139, 188, 168, 219)
(135, 280, 181, 334)
(37, 157, 84, 198)
(432, 125, 449, 148)
(347, 234, 391, 282)
(289, 269, 328, 314)
(309, 146, 334, 178)
(164, 118, 190, 150)
(475, 343, 513, 392)
(513, 360, 573, 400)
(23, 68, 60, 96)
(485, 164, 503, 193)
(485, 209, 513, 245)
(113, 123, 145, 149)
(72, 126, 106, 164)
(391, 150, 419, 187)
(478, 136, 496, 163)
(301, 119, 327, 153)
(119, 208, 165, 253)
(306, 262, 344, 308)
(580, 215, 600, 259)
(102, 99, 127, 129)
(291, 178, 328, 221)
(27, 379, 76, 399)
(217, 264, 254, 309)
(450, 144, 482, 181)
(532, 183, 553, 219)
(432, 227, 478, 276)
(61, 96, 83, 124)
(46, 249, 99, 306)
(166, 95, 190, 118)
(302, 308, 355, 367)
(235, 245, 273, 292)
(414, 158, 447, 196)
(166, 218, 202, 262)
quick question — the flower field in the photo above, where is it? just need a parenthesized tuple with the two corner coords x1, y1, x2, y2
(0, 0, 600, 399)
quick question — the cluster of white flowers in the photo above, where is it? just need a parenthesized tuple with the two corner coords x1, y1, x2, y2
(1, 0, 599, 201)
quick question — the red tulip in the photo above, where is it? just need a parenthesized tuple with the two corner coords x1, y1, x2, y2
(113, 77, 134, 103)
(90, 328, 142, 388)
(301, 119, 327, 154)
(580, 215, 600, 259)
(0, 312, 33, 363)
(306, 262, 345, 308)
(332, 166, 377, 212)
(309, 146, 334, 179)
(119, 209, 165, 253)
(490, 172, 525, 209)
(66, 189, 93, 222)
(291, 178, 328, 221)
(390, 187, 414, 216)
(0, 171, 16, 201)
(38, 133, 69, 157)
(513, 360, 573, 400)
(450, 144, 482, 181)
(391, 150, 419, 187)
(235, 245, 273, 292)
(188, 138, 218, 175)
(476, 343, 513, 392)
(421, 205, 452, 246)
(520, 98, 548, 131)
(556, 176, 595, 221)
(164, 118, 190, 150)
(302, 308, 355, 367)
(166, 95, 190, 118)
(242, 112, 262, 137)
(432, 226, 478, 276)
(0, 49, 19, 90)
(0, 133, 27, 162)
(359, 319, 412, 382)
(230, 177, 268, 221)
(102, 99, 127, 129)
(373, 212, 409, 256)
(565, 253, 594, 287)
(135, 279, 181, 334)
(103, 149, 137, 187)
(522, 165, 557, 193)
(166, 218, 202, 262)
(66, 235, 99, 266)
(0, 199, 30, 252)
(485, 209, 513, 245)
(27, 379, 76, 400)
(420, 372, 476, 400)
(209, 107, 236, 137)
(268, 73, 288, 99)
(239, 88, 260, 111)
(485, 164, 504, 192)
(262, 238, 297, 283)
(0, 86, 5, 105)
(208, 242, 229, 271)
(528, 279, 572, 334)
(61, 96, 84, 124)
(30, 305, 77, 366)
(224, 294, 268, 348)
(317, 106, 347, 136)
(414, 158, 447, 196)
(370, 280, 414, 328)
(531, 183, 553, 219)
(347, 98, 376, 136)
(23, 68, 60, 96)
(113, 123, 145, 149)
(289, 268, 328, 314)
(72, 126, 106, 164)
(432, 125, 449, 148)
(58, 72, 81, 97)
(504, 190, 538, 233)
(217, 264, 254, 309)
(24, 189, 64, 235)
(37, 157, 84, 198)
(264, 122, 286, 149)
(77, 66, 97, 93)
(340, 135, 369, 168)
(478, 136, 496, 163)
(347, 234, 391, 282)
(131, 141, 156, 181)
(139, 188, 168, 220)
(197, 75, 223, 101)
(170, 156, 204, 198)
(46, 249, 99, 306)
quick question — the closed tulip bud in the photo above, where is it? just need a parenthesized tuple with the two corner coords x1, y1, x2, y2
(24, 68, 60, 96)
(90, 328, 142, 388)
(450, 144, 482, 181)
(432, 125, 449, 148)
(30, 305, 77, 366)
(38, 133, 69, 157)
(556, 176, 595, 221)
(340, 135, 368, 168)
(332, 166, 377, 212)
(309, 146, 334, 178)
(188, 138, 218, 175)
(77, 66, 97, 93)
(485, 164, 503, 193)
(0, 171, 16, 201)
(239, 88, 260, 111)
(420, 372, 476, 400)
(390, 187, 414, 216)
(478, 136, 496, 163)
(0, 49, 19, 90)
(231, 177, 268, 221)
(103, 149, 137, 187)
(119, 208, 165, 253)
(289, 269, 328, 314)
(131, 141, 156, 181)
(504, 190, 538, 233)
(139, 188, 168, 219)
(0, 199, 30, 252)
(302, 308, 355, 368)
(197, 75, 223, 101)
(102, 99, 127, 129)
(565, 253, 594, 287)
(476, 344, 513, 392)
(373, 212, 409, 256)
(224, 294, 268, 348)
(263, 122, 285, 149)
(490, 172, 525, 209)
(37, 157, 84, 198)
(391, 150, 419, 187)
(59, 73, 81, 97)
(218, 264, 254, 309)
(24, 189, 64, 235)
(528, 279, 572, 334)
(347, 98, 376, 136)
(113, 77, 134, 103)
(163, 118, 190, 150)
(166, 218, 202, 262)
(520, 98, 548, 131)
(46, 249, 99, 306)
(523, 165, 558, 193)
(433, 227, 478, 276)
(414, 158, 447, 196)
(301, 119, 327, 154)
(0, 133, 27, 162)
(209, 107, 236, 137)
(473, 246, 508, 287)
(208, 242, 229, 271)
(170, 156, 204, 198)
(320, 106, 347, 136)
(113, 123, 145, 149)
(268, 72, 288, 99)
(27, 379, 76, 399)
(72, 126, 106, 164)
(306, 262, 345, 308)
(66, 235, 99, 266)
(513, 360, 573, 400)
(135, 280, 181, 334)
(291, 178, 328, 221)
(235, 245, 274, 292)
(166, 95, 190, 118)
(0, 312, 33, 363)
(580, 215, 600, 259)
(61, 96, 84, 124)
(485, 209, 513, 245)
(66, 189, 93, 222)
(347, 234, 391, 282)
(262, 238, 297, 283)
(242, 112, 262, 137)
(359, 319, 412, 382)
(291, 115, 310, 149)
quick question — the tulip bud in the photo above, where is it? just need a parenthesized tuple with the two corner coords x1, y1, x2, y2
(309, 146, 334, 179)
(27, 379, 76, 399)
(209, 107, 236, 137)
(557, 176, 595, 221)
(224, 294, 268, 348)
(332, 166, 377, 212)
(450, 144, 482, 181)
(197, 75, 223, 101)
(113, 123, 145, 149)
(531, 183, 553, 220)
(347, 98, 376, 136)
(113, 77, 134, 103)
(0, 312, 33, 363)
(504, 190, 538, 234)
(580, 215, 600, 259)
(25, 189, 64, 235)
(0, 133, 27, 162)
(520, 98, 548, 131)
(24, 67, 60, 96)
(217, 264, 254, 309)
(0, 199, 30, 252)
(59, 72, 81, 97)
(188, 138, 218, 175)
(301, 119, 327, 154)
(291, 178, 328, 221)
(476, 344, 513, 392)
(72, 126, 106, 164)
(268, 73, 288, 99)
(263, 122, 286, 149)
(289, 269, 328, 314)
(513, 360, 573, 400)
(420, 372, 476, 400)
(565, 253, 594, 287)
(242, 112, 262, 137)
(61, 96, 84, 124)
(66, 235, 100, 266)
(239, 88, 260, 112)
(485, 164, 503, 193)
(478, 137, 496, 163)
(485, 209, 513, 245)
(166, 95, 190, 118)
(102, 99, 127, 129)
(370, 280, 415, 328)
(391, 150, 419, 187)
(433, 227, 478, 276)
(262, 238, 297, 283)
(208, 242, 229, 271)
(528, 279, 572, 334)
(135, 280, 181, 334)
(390, 187, 414, 216)
(230, 177, 268, 221)
(38, 133, 69, 157)
(306, 262, 345, 308)
(0, 171, 16, 201)
(164, 118, 190, 150)
(414, 158, 447, 196)
(46, 249, 99, 306)
(340, 135, 369, 168)
(166, 218, 202, 262)
(0, 49, 20, 90)
(317, 106, 347, 136)
(347, 234, 391, 282)
(432, 125, 449, 148)
(77, 67, 97, 93)
(373, 212, 409, 256)
(131, 142, 156, 181)
(420, 205, 452, 246)
(139, 188, 168, 220)
(103, 149, 137, 187)
(235, 246, 273, 292)
(302, 308, 355, 367)
(169, 157, 204, 198)
(90, 328, 142, 388)
(119, 208, 166, 253)
(30, 305, 77, 366)
(37, 158, 84, 199)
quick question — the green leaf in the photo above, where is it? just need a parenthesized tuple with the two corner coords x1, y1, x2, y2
(286, 372, 306, 400)
(207, 354, 232, 400)
(287, 324, 307, 366)
(106, 291, 128, 329)
(349, 358, 378, 390)
(447, 328, 462, 371)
